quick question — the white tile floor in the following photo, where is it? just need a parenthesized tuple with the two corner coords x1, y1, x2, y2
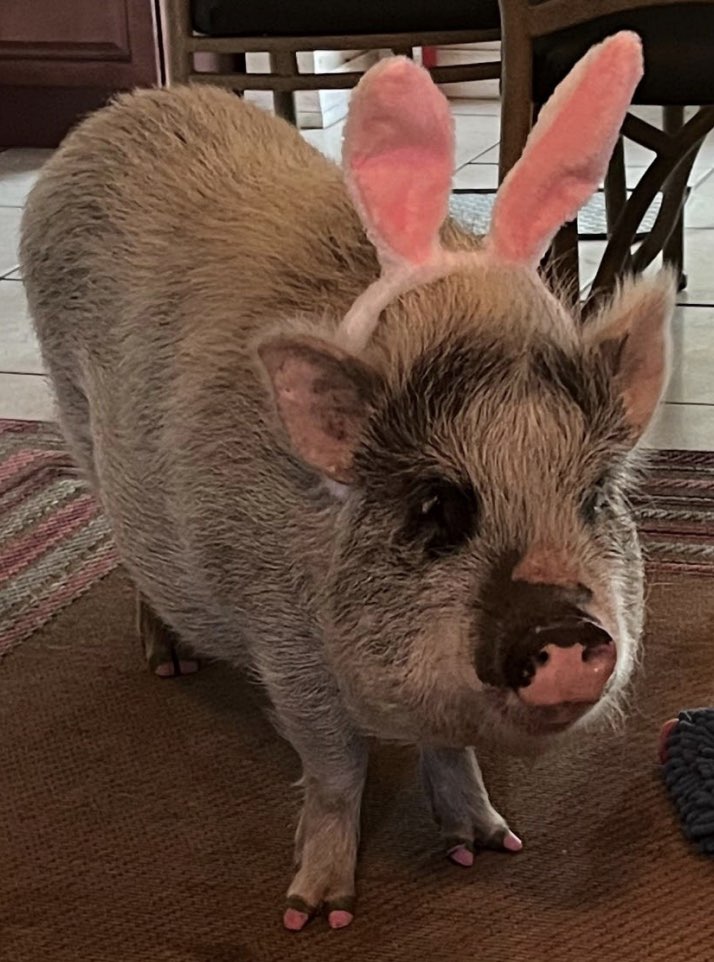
(1, 100, 714, 447)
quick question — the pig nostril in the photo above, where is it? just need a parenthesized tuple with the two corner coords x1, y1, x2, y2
(535, 650, 549, 666)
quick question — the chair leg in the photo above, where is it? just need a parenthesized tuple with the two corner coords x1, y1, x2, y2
(164, 0, 193, 84)
(232, 53, 246, 96)
(269, 50, 297, 125)
(273, 90, 297, 124)
(662, 105, 687, 290)
(497, 18, 533, 182)
(603, 134, 633, 274)
(604, 135, 627, 233)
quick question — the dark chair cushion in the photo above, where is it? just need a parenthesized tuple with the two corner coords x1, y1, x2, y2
(191, 0, 501, 38)
(533, 4, 714, 105)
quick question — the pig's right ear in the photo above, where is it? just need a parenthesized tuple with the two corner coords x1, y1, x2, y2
(585, 271, 676, 440)
(258, 335, 379, 484)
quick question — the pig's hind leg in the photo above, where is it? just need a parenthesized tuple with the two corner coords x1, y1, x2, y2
(420, 747, 522, 866)
(136, 591, 199, 677)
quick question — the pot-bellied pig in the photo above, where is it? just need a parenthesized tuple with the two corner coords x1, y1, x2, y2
(21, 32, 673, 930)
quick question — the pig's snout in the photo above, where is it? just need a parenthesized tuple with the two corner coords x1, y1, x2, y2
(516, 618, 616, 714)
(476, 555, 619, 731)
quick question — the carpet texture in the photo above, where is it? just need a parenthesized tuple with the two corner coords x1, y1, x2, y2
(2, 572, 714, 961)
(635, 449, 714, 574)
(3, 428, 714, 960)
(0, 420, 118, 659)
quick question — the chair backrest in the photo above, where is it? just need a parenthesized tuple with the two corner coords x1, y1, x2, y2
(503, 0, 714, 38)
(496, 0, 714, 179)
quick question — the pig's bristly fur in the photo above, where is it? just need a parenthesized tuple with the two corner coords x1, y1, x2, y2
(19, 40, 673, 930)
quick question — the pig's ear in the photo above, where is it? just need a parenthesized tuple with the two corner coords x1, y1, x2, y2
(258, 335, 378, 483)
(342, 56, 454, 270)
(486, 31, 643, 269)
(585, 271, 676, 439)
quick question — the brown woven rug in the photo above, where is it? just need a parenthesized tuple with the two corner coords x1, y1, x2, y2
(2, 570, 713, 962)
(0, 420, 117, 659)
(3, 432, 714, 961)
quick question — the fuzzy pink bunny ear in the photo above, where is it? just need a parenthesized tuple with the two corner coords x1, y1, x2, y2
(486, 31, 644, 269)
(337, 32, 643, 353)
(342, 56, 454, 270)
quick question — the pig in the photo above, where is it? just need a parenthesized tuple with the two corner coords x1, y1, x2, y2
(20, 33, 674, 931)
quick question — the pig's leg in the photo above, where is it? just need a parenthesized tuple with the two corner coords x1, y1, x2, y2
(136, 591, 199, 677)
(285, 750, 367, 932)
(268, 680, 368, 931)
(420, 747, 522, 866)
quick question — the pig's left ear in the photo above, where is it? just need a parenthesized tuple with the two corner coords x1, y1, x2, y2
(342, 56, 454, 271)
(585, 270, 676, 439)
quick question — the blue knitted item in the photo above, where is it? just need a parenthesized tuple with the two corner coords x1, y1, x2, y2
(662, 708, 714, 856)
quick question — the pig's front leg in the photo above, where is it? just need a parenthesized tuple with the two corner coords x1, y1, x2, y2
(268, 673, 368, 932)
(285, 745, 367, 932)
(420, 747, 523, 866)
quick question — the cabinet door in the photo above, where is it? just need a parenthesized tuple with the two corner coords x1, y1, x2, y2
(0, 0, 161, 146)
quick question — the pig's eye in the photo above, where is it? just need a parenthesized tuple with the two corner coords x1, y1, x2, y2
(409, 480, 480, 557)
(581, 476, 610, 523)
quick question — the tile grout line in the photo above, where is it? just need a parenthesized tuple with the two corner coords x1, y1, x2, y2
(453, 140, 500, 172)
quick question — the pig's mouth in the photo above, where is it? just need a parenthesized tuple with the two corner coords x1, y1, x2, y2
(517, 701, 595, 736)
(475, 687, 612, 750)
(482, 688, 586, 735)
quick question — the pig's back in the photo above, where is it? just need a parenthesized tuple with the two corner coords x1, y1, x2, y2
(21, 84, 371, 354)
(20, 85, 375, 657)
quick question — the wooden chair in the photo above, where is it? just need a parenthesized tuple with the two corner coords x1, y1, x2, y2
(162, 0, 502, 124)
(497, 0, 714, 309)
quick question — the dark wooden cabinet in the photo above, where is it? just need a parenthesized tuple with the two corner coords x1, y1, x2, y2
(0, 0, 162, 146)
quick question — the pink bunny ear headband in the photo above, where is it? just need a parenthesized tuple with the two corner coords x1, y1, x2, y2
(336, 31, 644, 353)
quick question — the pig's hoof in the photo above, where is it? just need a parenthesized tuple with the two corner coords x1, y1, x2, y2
(283, 896, 317, 932)
(282, 895, 355, 932)
(480, 826, 523, 853)
(283, 907, 311, 932)
(446, 827, 522, 866)
(328, 909, 354, 930)
(447, 842, 475, 867)
(501, 829, 524, 852)
(153, 658, 200, 678)
(137, 592, 199, 679)
(325, 898, 355, 930)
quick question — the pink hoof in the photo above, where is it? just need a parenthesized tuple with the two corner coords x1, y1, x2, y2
(154, 662, 177, 678)
(283, 908, 310, 932)
(153, 659, 199, 678)
(503, 830, 523, 852)
(328, 910, 354, 930)
(448, 844, 475, 867)
(178, 659, 200, 674)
